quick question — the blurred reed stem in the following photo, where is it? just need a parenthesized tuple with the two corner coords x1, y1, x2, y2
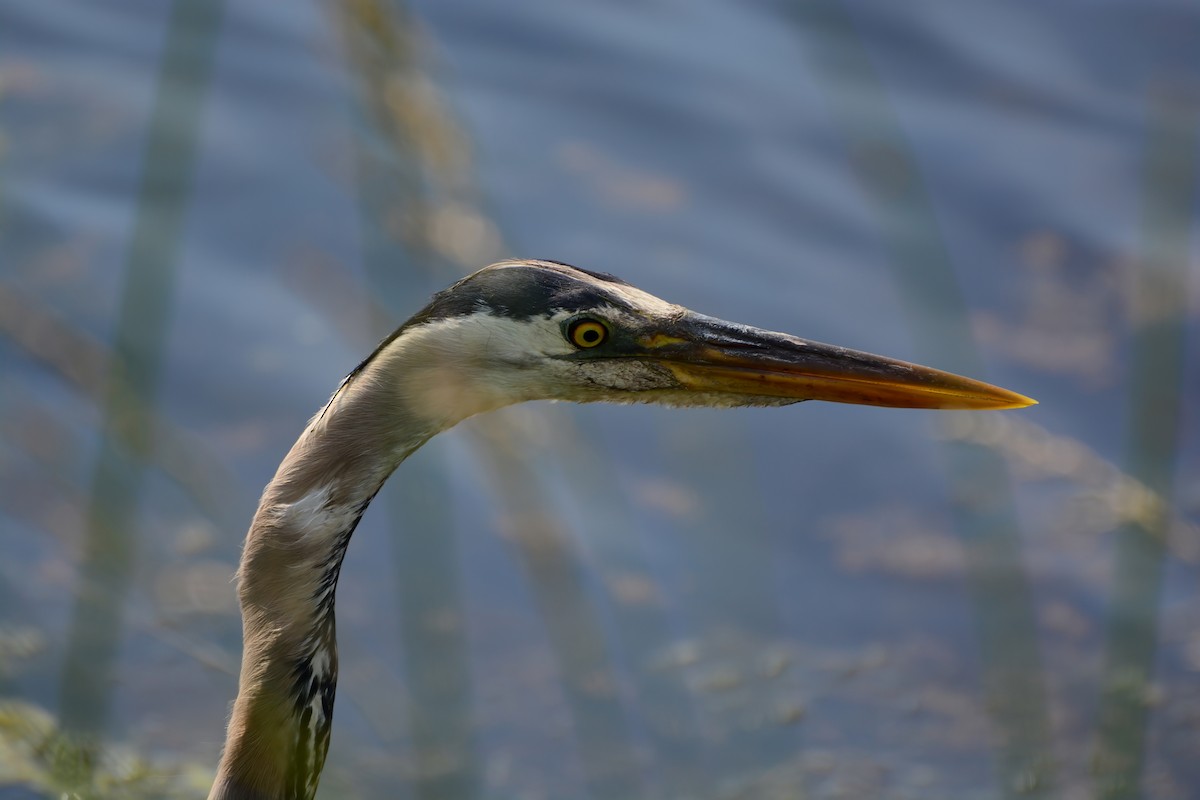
(655, 419, 797, 785)
(1092, 88, 1195, 800)
(337, 3, 479, 797)
(339, 2, 648, 796)
(552, 409, 714, 797)
(472, 417, 649, 799)
(0, 284, 240, 526)
(289, 258, 656, 797)
(384, 463, 477, 799)
(58, 0, 223, 737)
(786, 3, 1056, 795)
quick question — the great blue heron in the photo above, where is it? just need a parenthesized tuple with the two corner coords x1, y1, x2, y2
(207, 259, 1033, 800)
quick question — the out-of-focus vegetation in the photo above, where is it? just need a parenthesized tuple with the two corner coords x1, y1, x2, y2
(0, 700, 208, 799)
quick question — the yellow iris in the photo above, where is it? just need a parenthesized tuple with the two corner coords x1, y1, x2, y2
(568, 318, 608, 348)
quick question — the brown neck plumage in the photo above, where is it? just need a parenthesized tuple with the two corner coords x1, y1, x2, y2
(208, 354, 435, 800)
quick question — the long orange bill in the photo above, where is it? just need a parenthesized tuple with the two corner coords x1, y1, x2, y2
(640, 312, 1035, 410)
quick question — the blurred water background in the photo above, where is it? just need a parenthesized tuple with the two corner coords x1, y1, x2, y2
(1, 1, 1198, 799)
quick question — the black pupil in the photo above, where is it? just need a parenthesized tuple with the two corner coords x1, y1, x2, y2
(581, 328, 600, 343)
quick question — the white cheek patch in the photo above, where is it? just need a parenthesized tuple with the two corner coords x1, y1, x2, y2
(404, 313, 576, 366)
(377, 313, 577, 426)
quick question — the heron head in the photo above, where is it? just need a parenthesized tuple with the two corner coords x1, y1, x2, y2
(357, 260, 1033, 427)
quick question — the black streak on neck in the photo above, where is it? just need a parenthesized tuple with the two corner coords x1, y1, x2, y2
(284, 496, 373, 800)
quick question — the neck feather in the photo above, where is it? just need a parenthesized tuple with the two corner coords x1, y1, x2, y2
(210, 341, 444, 800)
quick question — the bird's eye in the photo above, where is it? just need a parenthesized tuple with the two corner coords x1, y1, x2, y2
(567, 317, 608, 349)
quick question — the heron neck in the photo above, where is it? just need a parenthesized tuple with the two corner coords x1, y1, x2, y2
(210, 357, 437, 800)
